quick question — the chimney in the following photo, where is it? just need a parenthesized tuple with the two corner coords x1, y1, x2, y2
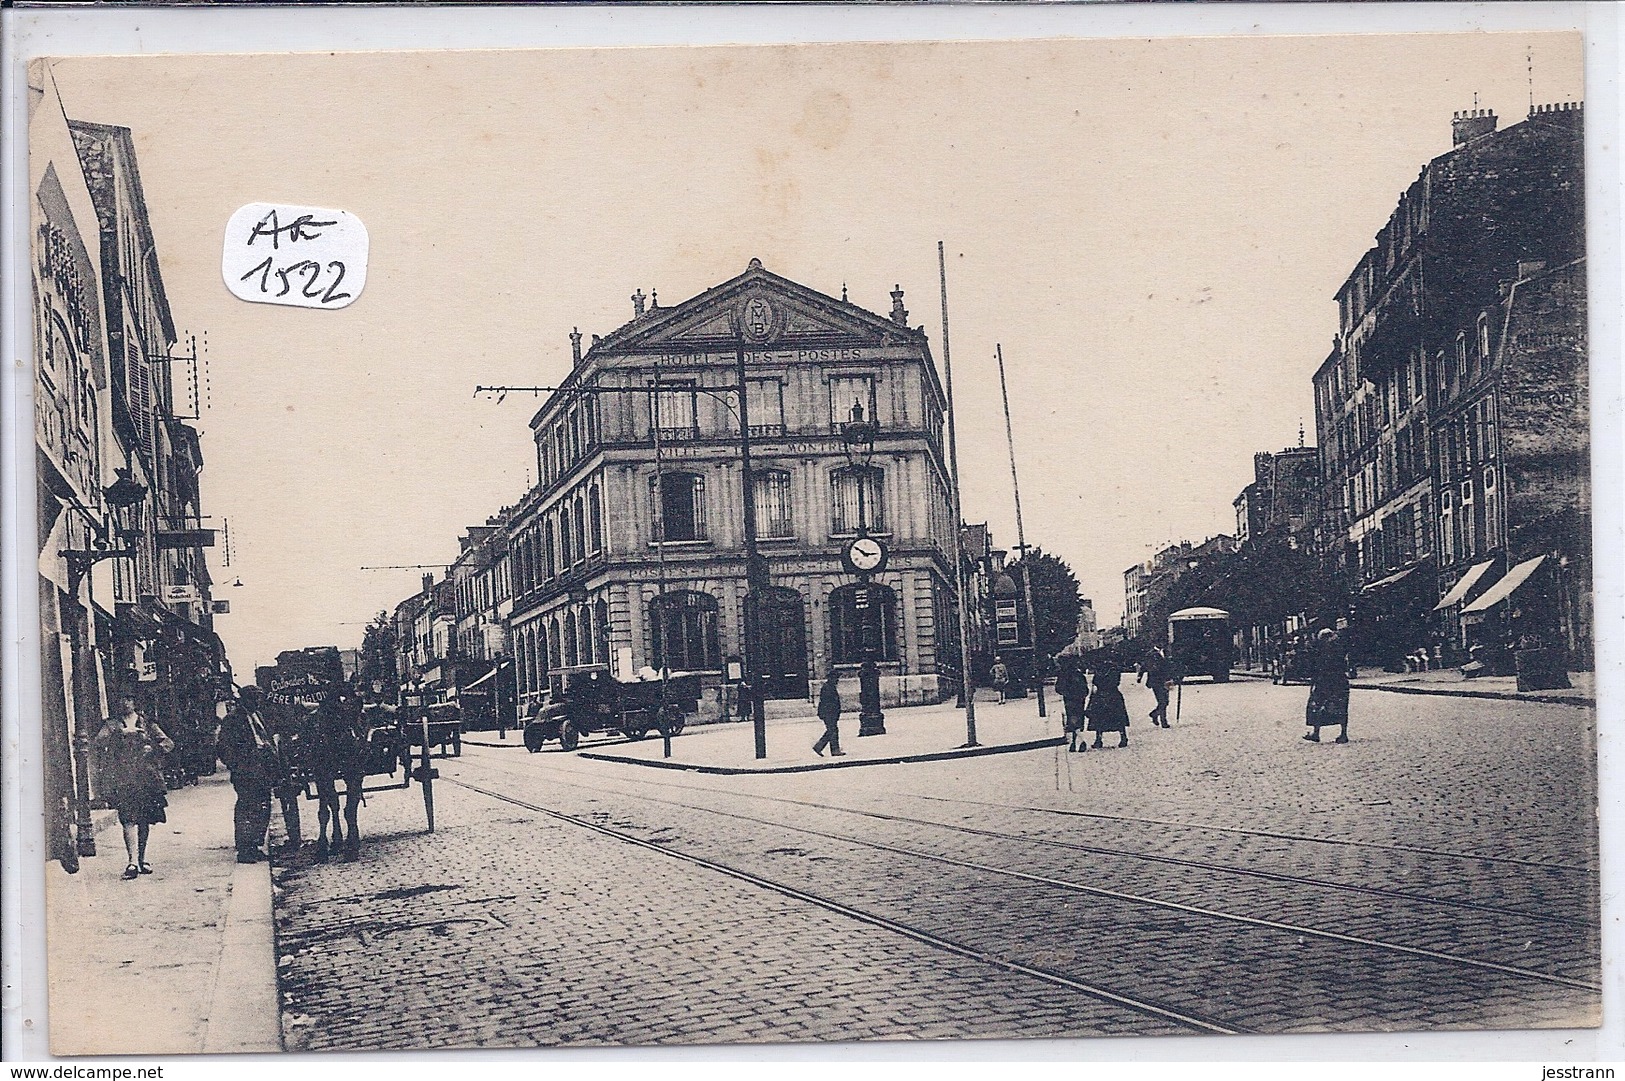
(889, 284, 908, 326)
(421, 572, 434, 594)
(1451, 108, 1497, 147)
(631, 289, 647, 318)
(569, 326, 582, 367)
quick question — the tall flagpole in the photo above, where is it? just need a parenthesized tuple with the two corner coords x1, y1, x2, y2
(939, 242, 977, 747)
(996, 343, 1047, 719)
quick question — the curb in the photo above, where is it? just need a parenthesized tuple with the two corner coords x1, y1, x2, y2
(577, 735, 1065, 775)
(1349, 681, 1594, 709)
(1231, 669, 1592, 709)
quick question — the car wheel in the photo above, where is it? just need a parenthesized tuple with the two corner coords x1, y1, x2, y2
(560, 722, 580, 752)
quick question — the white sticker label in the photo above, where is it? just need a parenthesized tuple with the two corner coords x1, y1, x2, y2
(222, 202, 367, 309)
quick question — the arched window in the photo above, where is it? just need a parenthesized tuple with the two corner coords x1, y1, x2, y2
(588, 482, 604, 553)
(651, 472, 707, 542)
(573, 496, 586, 563)
(559, 509, 573, 570)
(543, 520, 556, 579)
(563, 610, 579, 667)
(754, 469, 794, 539)
(576, 605, 591, 667)
(594, 598, 610, 664)
(829, 582, 899, 664)
(651, 590, 721, 671)
(547, 617, 562, 673)
(538, 624, 552, 683)
(831, 466, 884, 535)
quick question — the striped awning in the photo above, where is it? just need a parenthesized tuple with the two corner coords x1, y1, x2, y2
(1462, 556, 1547, 614)
(1362, 564, 1418, 593)
(1433, 561, 1496, 611)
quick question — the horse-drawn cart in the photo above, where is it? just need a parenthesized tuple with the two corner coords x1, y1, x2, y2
(287, 699, 443, 840)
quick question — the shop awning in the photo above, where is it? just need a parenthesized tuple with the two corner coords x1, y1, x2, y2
(1362, 564, 1419, 593)
(1462, 556, 1547, 613)
(1434, 561, 1496, 611)
(464, 662, 502, 690)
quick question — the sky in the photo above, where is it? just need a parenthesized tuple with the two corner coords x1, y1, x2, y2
(41, 31, 1584, 673)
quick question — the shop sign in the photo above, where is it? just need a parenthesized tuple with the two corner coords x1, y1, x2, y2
(133, 642, 158, 683)
(163, 584, 200, 604)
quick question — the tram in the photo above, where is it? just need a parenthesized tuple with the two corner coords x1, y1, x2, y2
(1168, 607, 1234, 682)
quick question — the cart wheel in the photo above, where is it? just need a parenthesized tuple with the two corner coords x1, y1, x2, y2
(559, 721, 580, 752)
(625, 723, 650, 742)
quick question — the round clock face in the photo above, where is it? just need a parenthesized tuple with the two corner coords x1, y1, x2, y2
(847, 536, 887, 572)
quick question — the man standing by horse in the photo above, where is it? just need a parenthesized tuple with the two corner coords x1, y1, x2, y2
(261, 688, 307, 855)
(218, 687, 278, 863)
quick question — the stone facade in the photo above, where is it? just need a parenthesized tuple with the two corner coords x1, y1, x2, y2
(1311, 102, 1586, 665)
(504, 261, 958, 711)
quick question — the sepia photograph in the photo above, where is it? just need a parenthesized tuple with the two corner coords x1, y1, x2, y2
(23, 27, 1597, 1056)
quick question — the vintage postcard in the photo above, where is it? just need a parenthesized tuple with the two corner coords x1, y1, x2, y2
(28, 32, 1595, 1054)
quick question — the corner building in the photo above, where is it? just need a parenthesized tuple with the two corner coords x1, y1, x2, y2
(507, 261, 959, 712)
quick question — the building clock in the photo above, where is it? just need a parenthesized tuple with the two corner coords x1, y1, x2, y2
(843, 535, 889, 576)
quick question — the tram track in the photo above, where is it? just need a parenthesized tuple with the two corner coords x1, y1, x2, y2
(913, 794, 1598, 875)
(481, 754, 1595, 928)
(443, 775, 1242, 1036)
(445, 761, 1602, 999)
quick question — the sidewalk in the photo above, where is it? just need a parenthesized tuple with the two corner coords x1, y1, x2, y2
(1234, 665, 1595, 707)
(579, 693, 1063, 774)
(44, 772, 281, 1056)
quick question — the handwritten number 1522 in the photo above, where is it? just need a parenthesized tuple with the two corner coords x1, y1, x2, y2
(238, 257, 352, 305)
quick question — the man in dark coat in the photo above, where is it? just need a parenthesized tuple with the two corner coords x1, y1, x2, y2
(1304, 629, 1351, 744)
(218, 688, 277, 863)
(813, 671, 846, 757)
(1139, 647, 1173, 728)
(1055, 654, 1090, 752)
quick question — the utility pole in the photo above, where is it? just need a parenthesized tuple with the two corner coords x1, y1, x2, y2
(736, 337, 769, 759)
(996, 343, 1047, 719)
(939, 242, 977, 746)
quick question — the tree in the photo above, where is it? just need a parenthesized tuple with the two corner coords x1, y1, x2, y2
(1005, 548, 1083, 660)
(359, 611, 397, 690)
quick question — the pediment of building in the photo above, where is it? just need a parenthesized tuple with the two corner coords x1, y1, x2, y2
(592, 260, 923, 356)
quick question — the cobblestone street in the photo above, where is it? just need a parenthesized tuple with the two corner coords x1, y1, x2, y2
(270, 679, 1599, 1050)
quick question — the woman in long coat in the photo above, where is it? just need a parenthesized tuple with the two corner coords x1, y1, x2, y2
(1086, 668, 1131, 749)
(1055, 655, 1090, 752)
(95, 696, 174, 879)
(1304, 628, 1351, 744)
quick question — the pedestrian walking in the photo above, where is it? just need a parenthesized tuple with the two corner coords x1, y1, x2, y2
(94, 696, 175, 880)
(813, 671, 846, 757)
(1304, 628, 1351, 744)
(217, 688, 278, 863)
(1139, 646, 1173, 728)
(1055, 654, 1090, 752)
(991, 656, 1010, 704)
(1086, 668, 1131, 749)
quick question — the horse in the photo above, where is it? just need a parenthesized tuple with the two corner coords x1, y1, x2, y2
(305, 686, 369, 862)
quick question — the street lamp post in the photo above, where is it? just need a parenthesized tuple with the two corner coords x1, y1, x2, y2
(842, 402, 886, 737)
(735, 337, 770, 759)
